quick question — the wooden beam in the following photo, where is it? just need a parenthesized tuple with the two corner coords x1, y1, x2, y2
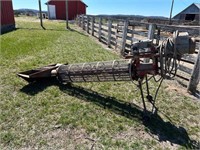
(131, 26, 135, 46)
(156, 29, 160, 45)
(129, 21, 199, 36)
(121, 20, 128, 56)
(98, 17, 102, 41)
(148, 24, 156, 39)
(144, 24, 156, 63)
(91, 17, 95, 36)
(78, 16, 81, 27)
(82, 15, 85, 30)
(107, 19, 112, 47)
(188, 50, 200, 93)
(87, 16, 89, 33)
(178, 64, 193, 75)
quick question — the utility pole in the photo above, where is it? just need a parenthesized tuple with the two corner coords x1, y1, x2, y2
(38, 0, 45, 29)
(169, 0, 174, 25)
(66, 0, 69, 29)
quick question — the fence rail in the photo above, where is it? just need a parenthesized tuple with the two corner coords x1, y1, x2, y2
(76, 15, 200, 93)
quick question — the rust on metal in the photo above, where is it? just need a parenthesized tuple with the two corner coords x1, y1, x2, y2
(17, 64, 60, 82)
(17, 31, 196, 117)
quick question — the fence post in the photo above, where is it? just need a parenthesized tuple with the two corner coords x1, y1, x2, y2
(107, 19, 112, 47)
(87, 15, 89, 33)
(91, 16, 95, 36)
(187, 50, 200, 93)
(121, 20, 128, 56)
(156, 28, 160, 45)
(98, 17, 102, 41)
(76, 15, 78, 25)
(144, 24, 156, 63)
(82, 15, 85, 30)
(78, 15, 81, 27)
(131, 26, 135, 45)
(148, 24, 156, 40)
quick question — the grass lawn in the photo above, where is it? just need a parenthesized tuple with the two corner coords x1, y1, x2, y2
(0, 17, 200, 149)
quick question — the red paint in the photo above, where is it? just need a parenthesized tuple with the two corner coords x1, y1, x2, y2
(47, 0, 87, 20)
(1, 0, 15, 26)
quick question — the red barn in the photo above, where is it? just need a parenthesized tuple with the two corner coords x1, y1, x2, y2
(1, 0, 15, 34)
(46, 0, 87, 20)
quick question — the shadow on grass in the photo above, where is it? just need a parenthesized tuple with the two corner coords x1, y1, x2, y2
(1, 28, 17, 35)
(20, 80, 200, 149)
(15, 27, 89, 37)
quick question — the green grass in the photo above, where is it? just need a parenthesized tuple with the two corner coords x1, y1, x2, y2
(0, 17, 200, 149)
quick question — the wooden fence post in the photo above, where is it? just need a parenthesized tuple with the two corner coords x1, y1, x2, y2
(76, 15, 78, 25)
(187, 50, 200, 93)
(82, 15, 85, 30)
(78, 15, 81, 27)
(91, 16, 95, 36)
(131, 26, 135, 46)
(148, 24, 156, 40)
(107, 19, 112, 47)
(98, 17, 102, 41)
(87, 15, 89, 33)
(156, 28, 160, 45)
(144, 24, 156, 63)
(121, 20, 128, 56)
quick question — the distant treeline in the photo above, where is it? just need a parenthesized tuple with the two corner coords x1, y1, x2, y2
(14, 9, 47, 16)
(95, 14, 168, 20)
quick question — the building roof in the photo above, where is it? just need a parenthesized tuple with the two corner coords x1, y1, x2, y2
(194, 3, 200, 9)
(45, 0, 88, 7)
(173, 3, 200, 18)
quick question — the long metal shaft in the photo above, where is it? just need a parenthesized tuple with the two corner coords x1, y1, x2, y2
(57, 59, 134, 83)
(17, 59, 135, 83)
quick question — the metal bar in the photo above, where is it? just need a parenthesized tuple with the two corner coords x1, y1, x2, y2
(57, 59, 133, 83)
(138, 79, 147, 113)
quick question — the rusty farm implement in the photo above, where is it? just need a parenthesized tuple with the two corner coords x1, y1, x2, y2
(18, 31, 195, 119)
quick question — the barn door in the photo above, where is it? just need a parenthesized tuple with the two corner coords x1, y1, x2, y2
(48, 5, 56, 19)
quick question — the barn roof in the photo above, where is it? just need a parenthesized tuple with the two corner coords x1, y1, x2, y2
(173, 3, 200, 18)
(45, 0, 88, 7)
(194, 3, 200, 9)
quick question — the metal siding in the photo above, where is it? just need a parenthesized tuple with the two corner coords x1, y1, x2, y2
(173, 3, 200, 19)
(77, 1, 85, 15)
(180, 14, 186, 20)
(48, 1, 65, 20)
(195, 14, 199, 20)
(79, 1, 86, 15)
(47, 0, 86, 20)
(1, 0, 15, 25)
(173, 14, 180, 20)
(69, 1, 78, 20)
(82, 2, 86, 14)
(56, 1, 66, 20)
(181, 5, 199, 14)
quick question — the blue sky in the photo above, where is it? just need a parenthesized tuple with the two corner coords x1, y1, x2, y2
(12, 0, 200, 17)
